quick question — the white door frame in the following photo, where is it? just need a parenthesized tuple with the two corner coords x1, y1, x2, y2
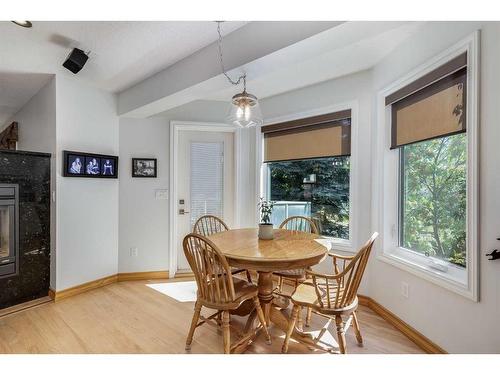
(169, 120, 241, 277)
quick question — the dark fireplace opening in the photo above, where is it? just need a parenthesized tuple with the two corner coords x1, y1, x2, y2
(0, 184, 19, 278)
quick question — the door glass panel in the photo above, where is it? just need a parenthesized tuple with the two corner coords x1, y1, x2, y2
(0, 206, 10, 259)
(190, 142, 224, 227)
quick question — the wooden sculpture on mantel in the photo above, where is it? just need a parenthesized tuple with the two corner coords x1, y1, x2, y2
(0, 122, 18, 150)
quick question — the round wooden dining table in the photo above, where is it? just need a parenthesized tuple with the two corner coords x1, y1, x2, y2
(208, 227, 328, 351)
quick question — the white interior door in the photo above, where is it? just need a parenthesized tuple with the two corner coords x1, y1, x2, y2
(176, 130, 234, 273)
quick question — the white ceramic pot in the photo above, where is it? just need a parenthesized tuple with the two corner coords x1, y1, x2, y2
(258, 223, 274, 240)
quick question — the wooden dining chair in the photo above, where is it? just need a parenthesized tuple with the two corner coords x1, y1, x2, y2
(282, 232, 378, 354)
(183, 233, 270, 354)
(275, 216, 319, 329)
(193, 215, 252, 283)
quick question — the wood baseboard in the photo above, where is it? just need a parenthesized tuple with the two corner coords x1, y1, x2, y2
(117, 271, 169, 282)
(50, 271, 170, 301)
(52, 274, 118, 302)
(358, 295, 446, 354)
(0, 296, 53, 318)
(173, 271, 194, 279)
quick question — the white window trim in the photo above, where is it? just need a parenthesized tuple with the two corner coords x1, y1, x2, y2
(374, 31, 480, 301)
(255, 101, 359, 253)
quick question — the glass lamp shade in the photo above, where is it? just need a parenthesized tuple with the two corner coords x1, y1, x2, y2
(227, 91, 263, 128)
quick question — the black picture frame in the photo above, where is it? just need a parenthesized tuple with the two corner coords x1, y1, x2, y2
(132, 158, 157, 178)
(63, 150, 119, 178)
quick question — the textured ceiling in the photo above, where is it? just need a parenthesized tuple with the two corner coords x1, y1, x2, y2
(0, 21, 246, 126)
(0, 21, 247, 93)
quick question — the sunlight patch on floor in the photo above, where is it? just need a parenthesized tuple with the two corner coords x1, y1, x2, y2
(147, 281, 197, 302)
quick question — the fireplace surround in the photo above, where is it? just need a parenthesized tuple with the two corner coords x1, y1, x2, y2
(0, 150, 51, 309)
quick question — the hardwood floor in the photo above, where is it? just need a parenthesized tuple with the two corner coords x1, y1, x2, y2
(0, 279, 424, 354)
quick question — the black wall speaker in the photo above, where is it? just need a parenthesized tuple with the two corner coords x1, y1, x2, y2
(62, 48, 89, 74)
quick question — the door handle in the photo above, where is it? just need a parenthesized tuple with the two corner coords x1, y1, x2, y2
(179, 209, 190, 215)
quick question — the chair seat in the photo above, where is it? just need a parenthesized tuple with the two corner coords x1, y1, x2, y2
(291, 282, 357, 314)
(274, 268, 307, 278)
(199, 276, 258, 310)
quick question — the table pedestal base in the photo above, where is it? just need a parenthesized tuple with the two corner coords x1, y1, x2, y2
(231, 271, 320, 352)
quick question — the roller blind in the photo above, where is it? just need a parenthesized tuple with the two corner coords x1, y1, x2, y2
(261, 110, 351, 163)
(190, 142, 224, 227)
(388, 53, 467, 149)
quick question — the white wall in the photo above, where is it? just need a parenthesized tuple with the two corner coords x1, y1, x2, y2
(118, 118, 169, 273)
(10, 76, 57, 288)
(118, 100, 229, 273)
(55, 75, 119, 290)
(370, 22, 500, 353)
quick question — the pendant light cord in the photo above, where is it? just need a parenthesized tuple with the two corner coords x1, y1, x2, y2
(217, 21, 246, 90)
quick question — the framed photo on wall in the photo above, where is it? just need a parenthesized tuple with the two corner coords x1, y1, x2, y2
(63, 150, 118, 178)
(132, 158, 157, 178)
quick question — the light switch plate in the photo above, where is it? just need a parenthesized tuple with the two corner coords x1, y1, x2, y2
(155, 189, 168, 200)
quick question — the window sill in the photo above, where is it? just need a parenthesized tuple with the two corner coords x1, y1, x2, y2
(320, 236, 353, 253)
(376, 250, 476, 301)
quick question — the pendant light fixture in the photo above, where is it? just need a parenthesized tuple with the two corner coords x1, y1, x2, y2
(216, 22, 263, 128)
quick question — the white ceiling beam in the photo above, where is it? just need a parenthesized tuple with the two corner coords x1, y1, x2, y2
(117, 21, 341, 117)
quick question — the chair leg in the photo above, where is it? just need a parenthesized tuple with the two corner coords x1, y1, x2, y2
(253, 297, 271, 344)
(335, 315, 347, 354)
(216, 311, 223, 328)
(246, 270, 253, 283)
(297, 306, 304, 331)
(352, 311, 363, 346)
(185, 300, 202, 350)
(222, 310, 231, 354)
(278, 276, 283, 293)
(282, 304, 299, 353)
(305, 307, 312, 327)
(293, 279, 303, 331)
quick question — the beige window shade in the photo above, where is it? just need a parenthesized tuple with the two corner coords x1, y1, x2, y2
(262, 110, 351, 162)
(391, 67, 466, 149)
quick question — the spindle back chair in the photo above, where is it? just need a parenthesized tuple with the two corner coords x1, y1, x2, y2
(183, 233, 270, 353)
(193, 215, 252, 283)
(193, 215, 229, 237)
(279, 215, 319, 234)
(282, 232, 378, 354)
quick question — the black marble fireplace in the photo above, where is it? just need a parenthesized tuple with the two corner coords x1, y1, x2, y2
(0, 150, 51, 309)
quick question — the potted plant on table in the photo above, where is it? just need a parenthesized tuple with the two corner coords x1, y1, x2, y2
(258, 197, 275, 240)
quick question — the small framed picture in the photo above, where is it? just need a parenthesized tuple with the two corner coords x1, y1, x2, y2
(66, 153, 85, 175)
(132, 158, 157, 178)
(85, 156, 101, 175)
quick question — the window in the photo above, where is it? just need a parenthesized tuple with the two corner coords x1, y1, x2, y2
(261, 110, 351, 241)
(399, 133, 467, 267)
(268, 156, 350, 239)
(377, 35, 479, 300)
(390, 57, 467, 272)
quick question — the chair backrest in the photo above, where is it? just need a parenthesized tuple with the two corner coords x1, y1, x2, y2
(307, 232, 378, 310)
(193, 215, 229, 237)
(279, 216, 319, 234)
(183, 233, 236, 304)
